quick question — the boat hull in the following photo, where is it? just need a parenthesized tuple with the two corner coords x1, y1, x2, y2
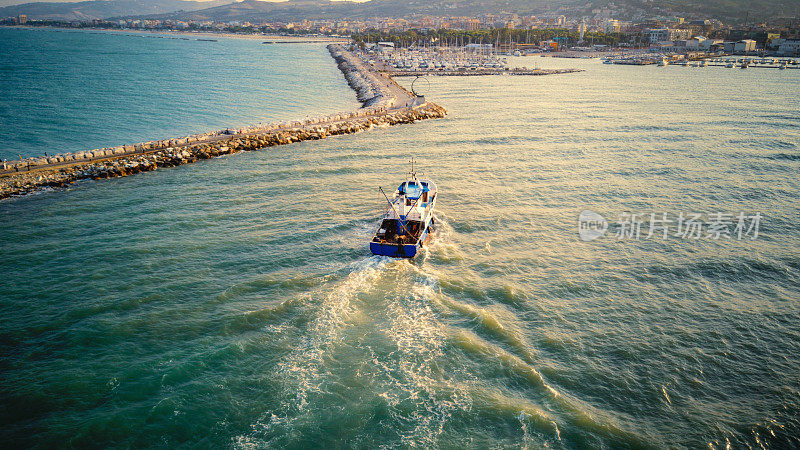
(370, 241, 420, 258)
(370, 222, 431, 258)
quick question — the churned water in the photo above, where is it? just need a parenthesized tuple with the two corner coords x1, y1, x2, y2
(2, 29, 800, 448)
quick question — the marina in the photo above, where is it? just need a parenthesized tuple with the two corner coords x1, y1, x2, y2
(388, 68, 582, 76)
(602, 54, 799, 69)
(358, 44, 582, 76)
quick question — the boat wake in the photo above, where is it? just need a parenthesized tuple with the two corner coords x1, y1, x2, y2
(235, 215, 645, 447)
(232, 257, 388, 446)
(234, 251, 475, 446)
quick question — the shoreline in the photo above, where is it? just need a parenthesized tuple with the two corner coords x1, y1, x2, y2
(0, 44, 446, 200)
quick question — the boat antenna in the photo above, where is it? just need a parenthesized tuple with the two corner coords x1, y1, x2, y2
(379, 186, 411, 236)
(409, 158, 417, 180)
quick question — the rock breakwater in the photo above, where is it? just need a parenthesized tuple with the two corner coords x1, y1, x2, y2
(0, 44, 445, 200)
(329, 45, 397, 109)
(1, 103, 446, 199)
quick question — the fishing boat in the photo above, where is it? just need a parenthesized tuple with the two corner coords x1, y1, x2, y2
(370, 161, 437, 258)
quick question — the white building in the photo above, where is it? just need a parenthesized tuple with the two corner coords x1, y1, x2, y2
(465, 43, 493, 52)
(647, 28, 692, 43)
(648, 28, 670, 43)
(734, 39, 756, 53)
(604, 19, 620, 33)
(701, 39, 723, 50)
(685, 37, 705, 50)
(776, 39, 800, 56)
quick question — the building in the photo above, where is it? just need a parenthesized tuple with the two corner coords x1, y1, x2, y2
(648, 28, 670, 43)
(702, 39, 723, 50)
(684, 36, 721, 51)
(646, 28, 691, 43)
(721, 41, 736, 53)
(734, 39, 756, 53)
(776, 39, 800, 56)
(685, 36, 705, 50)
(18, 14, 27, 24)
(465, 43, 493, 52)
(464, 18, 481, 31)
(672, 29, 692, 41)
(604, 19, 620, 33)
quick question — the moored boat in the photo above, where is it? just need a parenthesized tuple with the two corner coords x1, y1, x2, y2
(370, 161, 437, 258)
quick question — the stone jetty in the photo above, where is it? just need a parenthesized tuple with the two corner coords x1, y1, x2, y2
(0, 44, 445, 200)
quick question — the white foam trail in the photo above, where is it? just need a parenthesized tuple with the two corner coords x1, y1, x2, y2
(421, 213, 465, 263)
(285, 257, 389, 406)
(236, 257, 388, 447)
(375, 275, 474, 447)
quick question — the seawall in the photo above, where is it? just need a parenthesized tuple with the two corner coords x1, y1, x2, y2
(0, 44, 445, 200)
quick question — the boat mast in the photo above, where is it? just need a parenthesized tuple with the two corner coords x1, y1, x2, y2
(379, 187, 411, 236)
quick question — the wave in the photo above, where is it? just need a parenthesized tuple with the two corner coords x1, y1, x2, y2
(768, 152, 800, 161)
(450, 328, 650, 447)
(374, 276, 473, 447)
(434, 296, 536, 364)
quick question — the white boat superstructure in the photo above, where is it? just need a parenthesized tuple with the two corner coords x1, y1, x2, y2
(370, 161, 438, 258)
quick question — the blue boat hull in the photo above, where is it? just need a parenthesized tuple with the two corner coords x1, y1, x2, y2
(370, 224, 430, 258)
(370, 241, 419, 258)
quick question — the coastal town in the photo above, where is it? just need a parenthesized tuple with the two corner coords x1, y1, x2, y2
(3, 10, 799, 59)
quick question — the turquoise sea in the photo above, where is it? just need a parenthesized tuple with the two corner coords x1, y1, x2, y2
(0, 27, 359, 161)
(1, 27, 800, 448)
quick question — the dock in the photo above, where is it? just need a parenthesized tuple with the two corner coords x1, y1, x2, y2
(387, 68, 583, 76)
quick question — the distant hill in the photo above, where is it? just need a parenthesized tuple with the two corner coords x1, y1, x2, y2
(150, 0, 363, 22)
(0, 0, 230, 21)
(3, 0, 798, 24)
(150, 0, 800, 25)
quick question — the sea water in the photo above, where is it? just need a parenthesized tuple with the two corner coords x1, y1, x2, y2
(1, 29, 799, 448)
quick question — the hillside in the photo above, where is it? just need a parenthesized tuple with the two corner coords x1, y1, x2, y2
(3, 0, 798, 24)
(0, 0, 229, 21)
(152, 0, 800, 25)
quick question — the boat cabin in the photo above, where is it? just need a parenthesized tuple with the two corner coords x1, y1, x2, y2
(372, 179, 436, 246)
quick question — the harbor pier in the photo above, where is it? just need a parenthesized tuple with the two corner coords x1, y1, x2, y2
(0, 44, 446, 199)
